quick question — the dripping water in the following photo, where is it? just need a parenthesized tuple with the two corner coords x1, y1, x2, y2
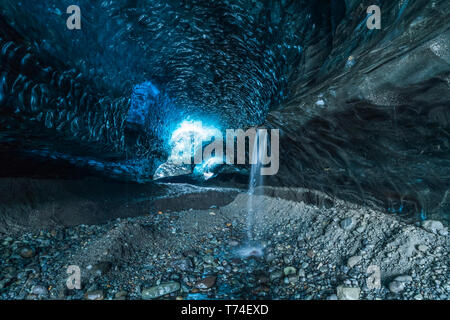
(237, 129, 267, 258)
(246, 129, 266, 240)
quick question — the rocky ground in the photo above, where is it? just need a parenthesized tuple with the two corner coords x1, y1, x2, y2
(0, 186, 448, 300)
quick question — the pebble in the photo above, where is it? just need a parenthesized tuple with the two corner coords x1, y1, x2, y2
(336, 286, 360, 300)
(142, 282, 181, 299)
(388, 281, 405, 293)
(347, 256, 362, 268)
(31, 285, 48, 297)
(394, 275, 413, 283)
(287, 275, 298, 283)
(84, 290, 104, 300)
(19, 247, 35, 258)
(203, 255, 214, 264)
(114, 291, 128, 300)
(175, 258, 193, 271)
(265, 253, 276, 263)
(319, 265, 327, 273)
(194, 276, 216, 289)
(340, 218, 354, 231)
(270, 271, 283, 281)
(283, 266, 296, 276)
(421, 220, 447, 235)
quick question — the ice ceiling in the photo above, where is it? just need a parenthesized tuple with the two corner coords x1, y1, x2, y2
(0, 0, 342, 174)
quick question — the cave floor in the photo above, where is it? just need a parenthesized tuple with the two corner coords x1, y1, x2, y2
(0, 188, 448, 300)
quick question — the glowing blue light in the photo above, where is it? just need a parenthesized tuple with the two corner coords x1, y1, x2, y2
(193, 156, 224, 180)
(168, 120, 222, 164)
(170, 120, 221, 143)
(420, 209, 427, 221)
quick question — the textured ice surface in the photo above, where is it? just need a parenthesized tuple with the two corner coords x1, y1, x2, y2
(0, 0, 448, 222)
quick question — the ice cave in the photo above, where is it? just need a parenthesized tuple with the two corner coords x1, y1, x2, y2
(0, 0, 448, 302)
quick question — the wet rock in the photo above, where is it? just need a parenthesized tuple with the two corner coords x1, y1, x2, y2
(19, 247, 35, 258)
(306, 250, 315, 259)
(340, 218, 354, 231)
(270, 271, 283, 281)
(182, 274, 197, 286)
(203, 255, 214, 264)
(142, 282, 181, 299)
(175, 258, 193, 272)
(394, 275, 413, 283)
(84, 290, 104, 300)
(283, 255, 294, 264)
(114, 291, 127, 300)
(283, 266, 296, 276)
(416, 245, 429, 253)
(347, 256, 362, 268)
(265, 252, 276, 263)
(421, 221, 447, 235)
(336, 286, 360, 300)
(389, 281, 405, 294)
(195, 276, 216, 289)
(318, 265, 328, 273)
(287, 275, 298, 283)
(31, 285, 48, 297)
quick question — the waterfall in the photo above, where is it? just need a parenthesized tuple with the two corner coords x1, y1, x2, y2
(246, 129, 267, 241)
(236, 129, 267, 258)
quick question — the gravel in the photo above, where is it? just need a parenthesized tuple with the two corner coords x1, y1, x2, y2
(0, 187, 448, 300)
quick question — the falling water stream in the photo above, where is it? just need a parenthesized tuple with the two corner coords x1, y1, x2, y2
(237, 129, 267, 258)
(246, 130, 265, 240)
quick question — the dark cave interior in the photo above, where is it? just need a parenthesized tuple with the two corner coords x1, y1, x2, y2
(0, 0, 449, 302)
(0, 0, 449, 226)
